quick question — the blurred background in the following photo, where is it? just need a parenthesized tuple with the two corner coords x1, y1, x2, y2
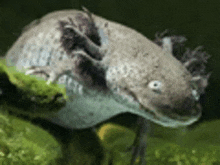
(0, 0, 219, 125)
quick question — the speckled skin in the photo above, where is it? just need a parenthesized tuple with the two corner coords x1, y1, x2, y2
(6, 9, 202, 128)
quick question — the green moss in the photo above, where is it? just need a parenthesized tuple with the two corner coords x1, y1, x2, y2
(0, 60, 66, 99)
(0, 60, 67, 117)
(97, 122, 220, 165)
(146, 138, 220, 165)
(0, 113, 61, 165)
(1, 113, 220, 165)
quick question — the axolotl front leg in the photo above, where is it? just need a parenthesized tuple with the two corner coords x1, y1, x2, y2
(25, 17, 107, 85)
(25, 50, 103, 84)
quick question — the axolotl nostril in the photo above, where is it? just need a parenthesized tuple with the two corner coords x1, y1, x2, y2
(5, 7, 210, 165)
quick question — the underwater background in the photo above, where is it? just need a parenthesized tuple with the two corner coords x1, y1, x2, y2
(0, 0, 220, 164)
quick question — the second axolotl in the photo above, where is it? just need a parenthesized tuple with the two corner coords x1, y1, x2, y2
(5, 8, 210, 165)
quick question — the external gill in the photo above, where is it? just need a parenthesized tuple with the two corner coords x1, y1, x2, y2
(154, 30, 210, 96)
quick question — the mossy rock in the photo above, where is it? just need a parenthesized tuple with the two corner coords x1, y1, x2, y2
(97, 121, 220, 165)
(0, 60, 67, 118)
(0, 113, 61, 165)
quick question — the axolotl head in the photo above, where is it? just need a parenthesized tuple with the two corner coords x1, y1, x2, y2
(106, 37, 208, 128)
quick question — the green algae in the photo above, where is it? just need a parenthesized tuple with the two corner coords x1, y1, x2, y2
(0, 60, 67, 117)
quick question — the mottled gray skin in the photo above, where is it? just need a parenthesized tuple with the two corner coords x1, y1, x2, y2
(6, 9, 203, 129)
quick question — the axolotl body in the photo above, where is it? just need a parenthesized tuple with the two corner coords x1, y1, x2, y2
(5, 8, 209, 165)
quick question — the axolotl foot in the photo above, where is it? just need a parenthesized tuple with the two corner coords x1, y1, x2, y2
(131, 117, 148, 165)
(25, 66, 60, 84)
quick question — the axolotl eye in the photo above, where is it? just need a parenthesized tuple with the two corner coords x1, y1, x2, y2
(148, 80, 162, 93)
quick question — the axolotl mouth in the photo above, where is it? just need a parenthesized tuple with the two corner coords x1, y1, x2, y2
(138, 101, 202, 128)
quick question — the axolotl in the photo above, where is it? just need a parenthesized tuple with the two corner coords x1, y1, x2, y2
(5, 8, 209, 164)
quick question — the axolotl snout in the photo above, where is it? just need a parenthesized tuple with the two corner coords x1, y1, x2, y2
(5, 9, 209, 129)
